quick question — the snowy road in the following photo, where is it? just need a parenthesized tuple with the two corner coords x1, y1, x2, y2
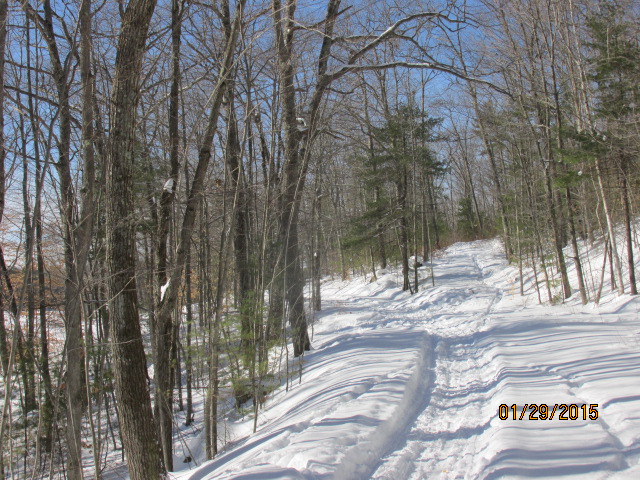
(178, 240, 640, 480)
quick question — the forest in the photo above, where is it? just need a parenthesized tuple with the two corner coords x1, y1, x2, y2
(0, 0, 638, 477)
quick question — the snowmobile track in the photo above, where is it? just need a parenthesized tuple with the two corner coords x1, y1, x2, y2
(331, 332, 436, 480)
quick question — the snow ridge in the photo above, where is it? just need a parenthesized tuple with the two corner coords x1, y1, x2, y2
(331, 332, 435, 480)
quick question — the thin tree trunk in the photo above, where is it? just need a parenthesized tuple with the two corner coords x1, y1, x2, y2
(23, 1, 97, 473)
(362, 83, 387, 269)
(426, 176, 440, 249)
(153, 2, 244, 470)
(185, 240, 193, 426)
(621, 166, 637, 295)
(470, 95, 510, 256)
(154, 0, 245, 371)
(182, 148, 193, 430)
(421, 180, 429, 262)
(0, 16, 6, 394)
(35, 129, 53, 454)
(412, 166, 419, 294)
(311, 175, 322, 311)
(549, 5, 588, 304)
(543, 172, 571, 301)
(524, 167, 553, 303)
(397, 166, 410, 292)
(528, 109, 571, 300)
(271, 0, 342, 356)
(595, 239, 609, 304)
(0, 293, 6, 383)
(19, 107, 37, 416)
(206, 194, 231, 459)
(566, 187, 588, 304)
(595, 158, 624, 295)
(0, 128, 50, 480)
(153, 0, 183, 469)
(224, 89, 252, 346)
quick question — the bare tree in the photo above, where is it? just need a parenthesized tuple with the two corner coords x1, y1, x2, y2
(152, 0, 246, 464)
(105, 0, 163, 477)
(152, 0, 184, 469)
(0, 3, 8, 477)
(20, 0, 99, 472)
(0, 0, 8, 381)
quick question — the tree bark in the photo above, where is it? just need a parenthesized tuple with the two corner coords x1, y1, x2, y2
(271, 0, 342, 356)
(154, 0, 245, 390)
(19, 102, 37, 417)
(621, 164, 637, 295)
(206, 195, 230, 459)
(23, 0, 98, 472)
(105, 0, 162, 477)
(185, 238, 194, 426)
(224, 82, 252, 347)
(397, 165, 410, 292)
(595, 158, 624, 295)
(34, 118, 53, 455)
(153, 0, 183, 469)
(0, 0, 5, 235)
(272, 0, 309, 357)
(311, 177, 322, 311)
(152, 4, 245, 464)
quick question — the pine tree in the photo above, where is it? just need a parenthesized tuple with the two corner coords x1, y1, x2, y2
(349, 104, 442, 291)
(587, 3, 639, 295)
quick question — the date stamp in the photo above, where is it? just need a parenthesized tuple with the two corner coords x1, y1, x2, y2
(498, 403, 599, 421)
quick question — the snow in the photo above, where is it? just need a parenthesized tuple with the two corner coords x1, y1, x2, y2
(409, 255, 424, 267)
(296, 117, 308, 132)
(173, 239, 640, 480)
(161, 279, 170, 301)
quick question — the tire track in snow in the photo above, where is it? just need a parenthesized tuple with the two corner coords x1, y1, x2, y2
(367, 249, 504, 479)
(331, 332, 436, 480)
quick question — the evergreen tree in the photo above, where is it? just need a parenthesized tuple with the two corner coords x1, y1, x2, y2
(587, 3, 639, 294)
(348, 104, 442, 291)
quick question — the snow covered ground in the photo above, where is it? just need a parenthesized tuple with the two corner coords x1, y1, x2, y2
(174, 239, 640, 480)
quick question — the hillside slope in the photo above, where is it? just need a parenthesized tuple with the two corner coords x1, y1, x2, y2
(176, 239, 640, 480)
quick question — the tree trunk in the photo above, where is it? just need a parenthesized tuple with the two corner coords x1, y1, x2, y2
(311, 178, 322, 311)
(426, 176, 440, 249)
(224, 90, 252, 346)
(542, 164, 571, 300)
(271, 0, 311, 357)
(35, 133, 53, 454)
(0, 0, 6, 245)
(468, 92, 511, 258)
(397, 165, 410, 292)
(23, 0, 98, 472)
(185, 241, 193, 426)
(152, 0, 183, 469)
(271, 0, 342, 355)
(547, 24, 587, 304)
(362, 83, 387, 269)
(206, 195, 230, 459)
(621, 164, 637, 295)
(105, 0, 162, 477)
(595, 158, 624, 295)
(152, 1, 244, 469)
(19, 111, 37, 417)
